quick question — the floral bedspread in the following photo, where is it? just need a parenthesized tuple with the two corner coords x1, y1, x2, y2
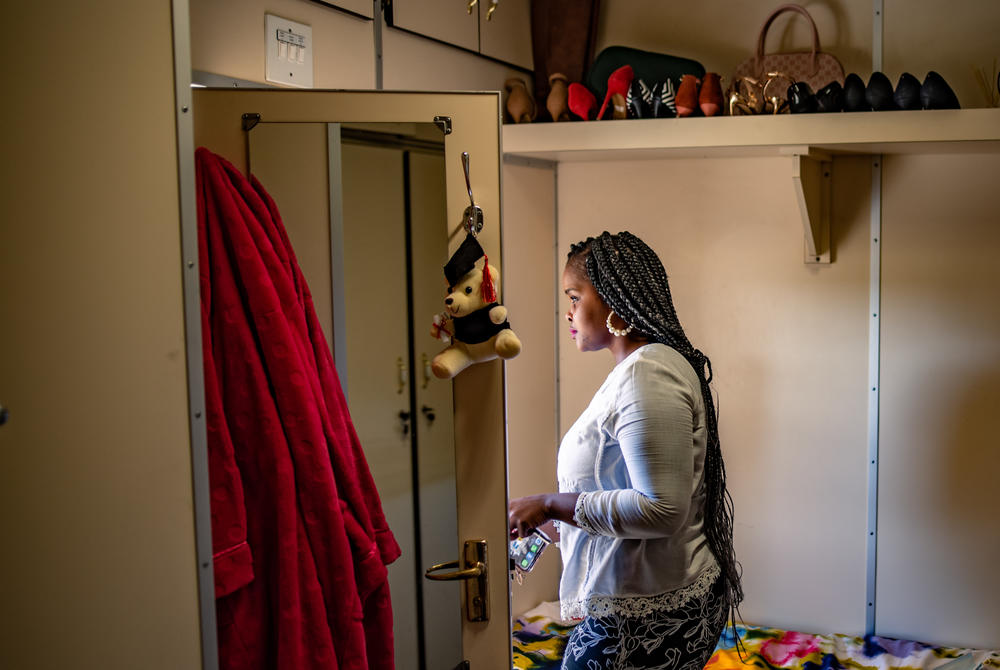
(512, 608, 1000, 670)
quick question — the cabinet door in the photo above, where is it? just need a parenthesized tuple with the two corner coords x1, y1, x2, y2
(478, 0, 533, 69)
(389, 0, 479, 52)
(314, 0, 374, 19)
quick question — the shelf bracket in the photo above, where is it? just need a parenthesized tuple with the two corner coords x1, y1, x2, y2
(787, 148, 832, 264)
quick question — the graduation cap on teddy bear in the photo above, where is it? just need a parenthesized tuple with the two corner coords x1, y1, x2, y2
(443, 232, 497, 304)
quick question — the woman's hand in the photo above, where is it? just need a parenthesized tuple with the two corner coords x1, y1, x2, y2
(508, 492, 581, 538)
(508, 494, 550, 539)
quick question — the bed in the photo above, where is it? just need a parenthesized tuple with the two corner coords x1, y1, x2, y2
(512, 602, 1000, 670)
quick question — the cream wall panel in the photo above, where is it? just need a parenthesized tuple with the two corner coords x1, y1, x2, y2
(883, 0, 1000, 109)
(191, 0, 376, 88)
(502, 162, 560, 616)
(190, 0, 523, 94)
(595, 0, 873, 86)
(876, 153, 1000, 649)
(0, 1, 201, 668)
(557, 156, 872, 635)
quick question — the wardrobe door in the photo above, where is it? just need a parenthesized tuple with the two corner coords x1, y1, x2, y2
(388, 0, 479, 52)
(340, 142, 421, 665)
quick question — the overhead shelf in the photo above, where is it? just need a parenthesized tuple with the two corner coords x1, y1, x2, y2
(502, 107, 1000, 265)
(501, 108, 1000, 162)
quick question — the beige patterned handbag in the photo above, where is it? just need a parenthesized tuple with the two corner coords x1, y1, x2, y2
(732, 4, 845, 92)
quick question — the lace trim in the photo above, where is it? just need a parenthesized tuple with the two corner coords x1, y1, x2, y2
(561, 562, 720, 620)
(573, 491, 600, 535)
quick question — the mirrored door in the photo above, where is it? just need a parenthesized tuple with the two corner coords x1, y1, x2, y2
(192, 89, 511, 670)
(248, 122, 461, 670)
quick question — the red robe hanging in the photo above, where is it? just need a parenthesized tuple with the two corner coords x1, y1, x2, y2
(196, 147, 401, 670)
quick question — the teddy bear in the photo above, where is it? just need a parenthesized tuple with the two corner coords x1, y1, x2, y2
(430, 234, 521, 379)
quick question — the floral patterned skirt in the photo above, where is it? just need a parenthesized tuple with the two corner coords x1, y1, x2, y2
(561, 573, 727, 670)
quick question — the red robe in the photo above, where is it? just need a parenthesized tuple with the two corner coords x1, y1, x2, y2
(196, 147, 401, 670)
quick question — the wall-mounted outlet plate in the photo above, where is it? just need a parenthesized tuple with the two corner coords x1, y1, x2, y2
(265, 14, 313, 88)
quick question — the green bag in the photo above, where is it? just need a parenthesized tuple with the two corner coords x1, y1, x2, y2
(585, 45, 705, 99)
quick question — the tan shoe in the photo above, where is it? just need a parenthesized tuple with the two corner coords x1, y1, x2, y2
(505, 78, 536, 123)
(547, 73, 571, 122)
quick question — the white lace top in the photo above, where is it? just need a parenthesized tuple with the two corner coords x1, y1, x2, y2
(557, 343, 718, 620)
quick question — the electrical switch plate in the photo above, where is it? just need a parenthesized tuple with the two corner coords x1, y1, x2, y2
(265, 14, 313, 88)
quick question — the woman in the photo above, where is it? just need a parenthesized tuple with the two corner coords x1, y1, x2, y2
(508, 231, 742, 670)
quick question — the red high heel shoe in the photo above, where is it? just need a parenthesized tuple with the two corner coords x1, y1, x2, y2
(699, 73, 724, 117)
(597, 65, 634, 120)
(676, 74, 701, 117)
(568, 82, 597, 120)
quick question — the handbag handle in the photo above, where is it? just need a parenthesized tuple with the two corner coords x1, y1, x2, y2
(754, 3, 821, 76)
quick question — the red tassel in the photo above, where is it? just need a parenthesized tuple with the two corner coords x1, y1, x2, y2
(481, 255, 497, 303)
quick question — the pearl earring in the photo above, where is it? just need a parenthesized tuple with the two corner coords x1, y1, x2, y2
(606, 311, 633, 337)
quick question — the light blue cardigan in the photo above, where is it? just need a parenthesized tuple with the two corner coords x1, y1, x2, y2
(557, 343, 720, 620)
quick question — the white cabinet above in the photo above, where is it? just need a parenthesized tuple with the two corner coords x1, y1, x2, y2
(387, 0, 532, 70)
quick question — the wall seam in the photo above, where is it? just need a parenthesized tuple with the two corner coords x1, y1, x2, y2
(171, 0, 219, 666)
(865, 153, 883, 636)
(865, 0, 884, 637)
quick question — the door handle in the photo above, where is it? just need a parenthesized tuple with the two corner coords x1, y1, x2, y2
(424, 559, 483, 581)
(421, 352, 431, 389)
(396, 357, 407, 394)
(424, 539, 489, 622)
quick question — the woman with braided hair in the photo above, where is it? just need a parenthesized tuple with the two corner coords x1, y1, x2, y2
(509, 231, 742, 670)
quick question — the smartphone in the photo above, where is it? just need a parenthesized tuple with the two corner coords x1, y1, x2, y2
(509, 528, 551, 573)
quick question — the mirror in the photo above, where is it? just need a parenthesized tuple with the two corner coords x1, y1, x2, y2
(247, 122, 461, 670)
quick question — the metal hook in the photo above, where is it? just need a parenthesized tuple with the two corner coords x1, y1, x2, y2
(461, 152, 484, 236)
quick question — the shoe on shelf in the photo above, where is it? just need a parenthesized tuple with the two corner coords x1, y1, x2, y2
(598, 65, 634, 120)
(651, 79, 677, 118)
(676, 74, 701, 117)
(866, 72, 897, 111)
(921, 71, 960, 109)
(505, 78, 537, 123)
(626, 79, 653, 119)
(547, 73, 571, 122)
(893, 72, 922, 110)
(699, 73, 724, 117)
(815, 81, 845, 112)
(568, 82, 597, 120)
(611, 93, 628, 119)
(787, 81, 818, 113)
(843, 73, 869, 111)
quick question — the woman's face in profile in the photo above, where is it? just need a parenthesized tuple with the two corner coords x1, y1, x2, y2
(562, 262, 611, 353)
